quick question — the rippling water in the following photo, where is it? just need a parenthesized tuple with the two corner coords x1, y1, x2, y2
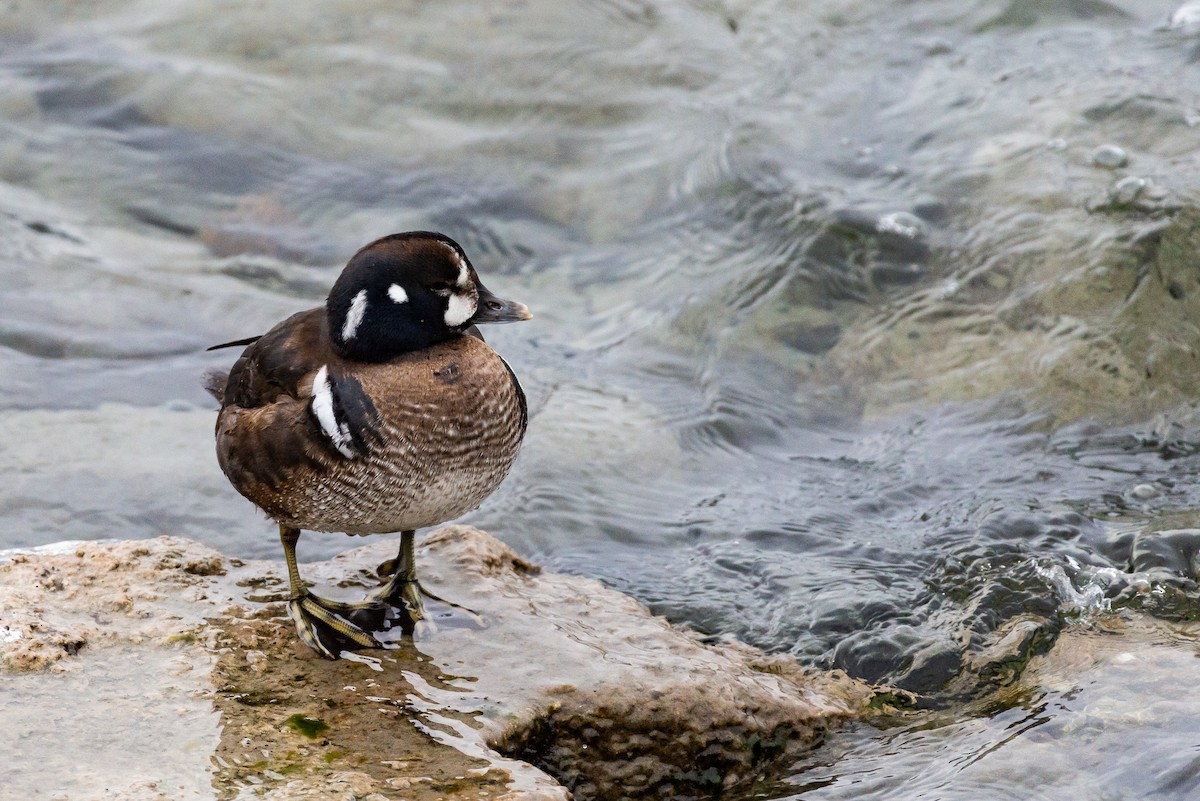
(4, 0, 1200, 797)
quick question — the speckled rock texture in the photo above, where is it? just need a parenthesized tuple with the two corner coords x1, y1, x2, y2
(419, 527, 871, 800)
(0, 528, 871, 800)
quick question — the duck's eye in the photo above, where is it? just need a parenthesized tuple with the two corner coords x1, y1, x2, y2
(427, 282, 452, 296)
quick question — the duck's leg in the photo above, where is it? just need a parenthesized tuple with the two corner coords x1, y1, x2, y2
(373, 529, 427, 633)
(279, 524, 384, 658)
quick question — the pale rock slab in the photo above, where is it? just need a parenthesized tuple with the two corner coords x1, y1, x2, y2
(0, 527, 871, 800)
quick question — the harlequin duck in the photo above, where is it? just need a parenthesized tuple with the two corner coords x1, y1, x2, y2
(205, 231, 531, 658)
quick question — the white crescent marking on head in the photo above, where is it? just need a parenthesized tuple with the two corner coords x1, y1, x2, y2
(341, 289, 368, 342)
(444, 291, 476, 327)
(443, 243, 470, 288)
(388, 283, 408, 304)
(311, 365, 356, 458)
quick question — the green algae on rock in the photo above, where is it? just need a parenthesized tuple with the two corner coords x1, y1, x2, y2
(283, 714, 330, 739)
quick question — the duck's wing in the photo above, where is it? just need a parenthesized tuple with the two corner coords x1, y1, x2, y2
(213, 309, 332, 495)
(213, 309, 384, 499)
(202, 338, 266, 402)
(221, 309, 330, 409)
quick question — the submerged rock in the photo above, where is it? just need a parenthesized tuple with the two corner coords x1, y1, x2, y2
(0, 528, 871, 800)
(820, 204, 1200, 426)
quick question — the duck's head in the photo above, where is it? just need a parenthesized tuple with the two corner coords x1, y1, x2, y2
(326, 231, 532, 361)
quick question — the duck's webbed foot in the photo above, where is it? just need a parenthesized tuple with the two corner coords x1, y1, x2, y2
(372, 572, 427, 634)
(374, 530, 480, 633)
(372, 529, 429, 634)
(280, 523, 394, 659)
(287, 592, 387, 659)
(278, 527, 478, 656)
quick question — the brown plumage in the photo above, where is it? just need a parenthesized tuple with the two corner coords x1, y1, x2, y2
(213, 309, 526, 533)
(207, 231, 531, 658)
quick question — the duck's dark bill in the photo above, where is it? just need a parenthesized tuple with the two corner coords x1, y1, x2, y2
(471, 285, 533, 324)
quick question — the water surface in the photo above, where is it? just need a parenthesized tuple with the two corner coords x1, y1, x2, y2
(3, 0, 1200, 797)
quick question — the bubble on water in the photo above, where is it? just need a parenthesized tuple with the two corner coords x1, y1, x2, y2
(876, 211, 923, 239)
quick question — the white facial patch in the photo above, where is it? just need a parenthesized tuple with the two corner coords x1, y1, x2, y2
(444, 291, 477, 327)
(341, 289, 368, 342)
(311, 365, 356, 458)
(387, 283, 408, 304)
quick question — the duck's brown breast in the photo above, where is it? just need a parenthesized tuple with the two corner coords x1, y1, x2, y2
(220, 335, 526, 534)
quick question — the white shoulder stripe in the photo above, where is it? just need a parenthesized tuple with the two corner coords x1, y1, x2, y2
(311, 365, 357, 458)
(341, 289, 368, 342)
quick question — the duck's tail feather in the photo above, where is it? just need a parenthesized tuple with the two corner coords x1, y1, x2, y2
(203, 369, 229, 402)
(206, 335, 261, 351)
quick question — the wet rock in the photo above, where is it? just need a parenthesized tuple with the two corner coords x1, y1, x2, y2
(0, 529, 870, 800)
(993, 615, 1200, 792)
(1089, 143, 1129, 169)
(773, 322, 842, 354)
(1086, 176, 1176, 215)
(1130, 483, 1159, 500)
(1110, 176, 1147, 206)
(0, 539, 219, 672)
(418, 527, 871, 800)
(779, 206, 933, 305)
(795, 617, 1200, 798)
(962, 615, 1054, 685)
(1129, 528, 1200, 578)
(895, 640, 963, 693)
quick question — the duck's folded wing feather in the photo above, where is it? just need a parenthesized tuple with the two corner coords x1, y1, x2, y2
(222, 309, 330, 409)
(215, 309, 382, 497)
(215, 399, 330, 498)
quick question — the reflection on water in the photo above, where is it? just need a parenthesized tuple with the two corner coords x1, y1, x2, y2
(3, 0, 1200, 797)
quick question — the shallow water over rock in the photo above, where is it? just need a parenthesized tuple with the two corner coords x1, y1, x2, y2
(783, 616, 1200, 800)
(4, 0, 1200, 797)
